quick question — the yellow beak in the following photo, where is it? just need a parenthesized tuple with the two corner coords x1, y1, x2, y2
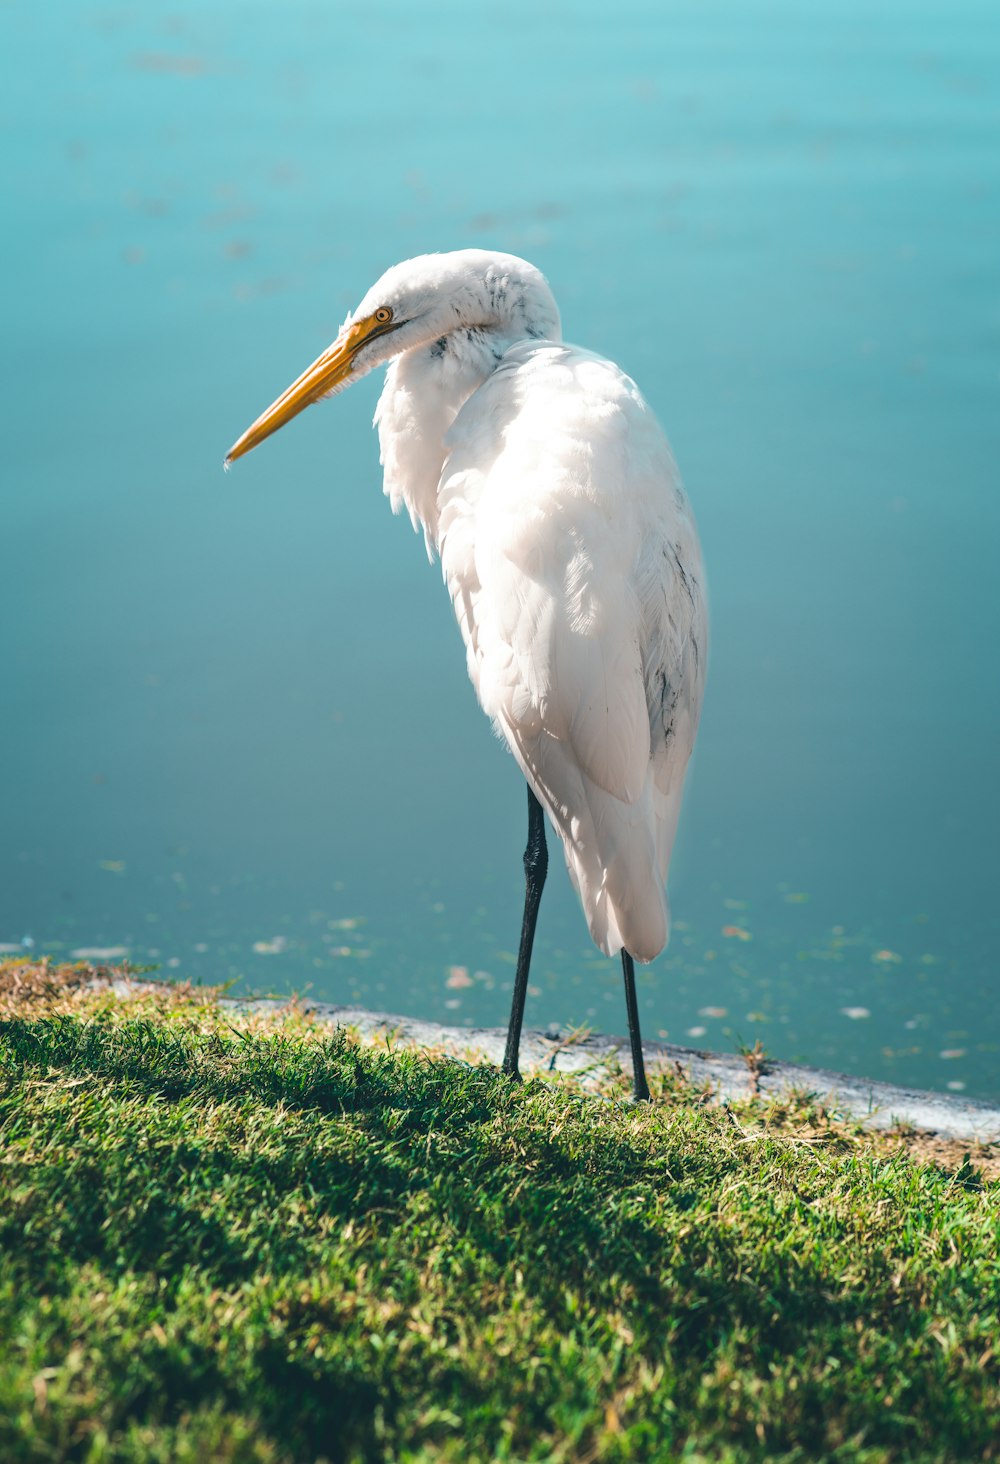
(224, 312, 392, 466)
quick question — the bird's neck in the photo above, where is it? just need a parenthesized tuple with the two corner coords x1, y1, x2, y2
(375, 325, 524, 552)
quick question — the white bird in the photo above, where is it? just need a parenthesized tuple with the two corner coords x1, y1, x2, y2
(226, 249, 707, 1100)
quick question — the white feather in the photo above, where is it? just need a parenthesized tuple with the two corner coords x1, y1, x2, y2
(430, 339, 705, 959)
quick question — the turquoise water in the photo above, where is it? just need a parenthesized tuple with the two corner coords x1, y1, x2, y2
(3, 1, 998, 1100)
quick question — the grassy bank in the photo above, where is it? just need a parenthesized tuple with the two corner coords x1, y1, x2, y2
(0, 962, 998, 1462)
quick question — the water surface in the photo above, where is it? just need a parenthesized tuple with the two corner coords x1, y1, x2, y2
(3, 0, 998, 1100)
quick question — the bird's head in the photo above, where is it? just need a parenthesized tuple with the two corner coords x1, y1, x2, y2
(224, 249, 560, 466)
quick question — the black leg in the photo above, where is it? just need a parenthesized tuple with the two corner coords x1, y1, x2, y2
(502, 785, 548, 1080)
(621, 951, 650, 1102)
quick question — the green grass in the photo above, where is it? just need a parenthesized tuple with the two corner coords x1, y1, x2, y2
(0, 977, 998, 1462)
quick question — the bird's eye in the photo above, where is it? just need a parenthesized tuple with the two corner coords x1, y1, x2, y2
(375, 307, 392, 324)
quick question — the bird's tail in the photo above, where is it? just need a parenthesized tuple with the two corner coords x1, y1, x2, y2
(508, 726, 681, 962)
(558, 780, 675, 962)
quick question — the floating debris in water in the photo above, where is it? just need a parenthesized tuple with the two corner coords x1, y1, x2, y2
(784, 892, 810, 904)
(444, 998, 461, 1010)
(687, 1025, 707, 1038)
(328, 917, 361, 931)
(939, 1048, 966, 1060)
(446, 965, 473, 989)
(699, 1005, 728, 1019)
(872, 949, 902, 965)
(71, 945, 129, 960)
(840, 1006, 871, 1020)
(721, 926, 752, 942)
(0, 943, 22, 954)
(99, 860, 126, 874)
(947, 1081, 966, 1091)
(253, 936, 288, 955)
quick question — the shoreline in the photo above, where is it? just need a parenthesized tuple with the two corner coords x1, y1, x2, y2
(131, 978, 1000, 1145)
(4, 957, 997, 1146)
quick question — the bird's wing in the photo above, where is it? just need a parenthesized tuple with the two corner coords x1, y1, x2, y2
(438, 344, 654, 805)
(437, 343, 706, 961)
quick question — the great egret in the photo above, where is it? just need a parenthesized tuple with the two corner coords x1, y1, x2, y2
(226, 250, 707, 1101)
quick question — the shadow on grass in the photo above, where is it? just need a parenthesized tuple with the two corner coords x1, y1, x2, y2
(2, 1017, 905, 1330)
(2, 1015, 995, 1462)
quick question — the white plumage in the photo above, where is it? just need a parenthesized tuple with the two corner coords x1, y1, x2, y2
(226, 248, 707, 1094)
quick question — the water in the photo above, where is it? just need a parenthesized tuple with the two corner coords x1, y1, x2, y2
(3, 0, 998, 1102)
